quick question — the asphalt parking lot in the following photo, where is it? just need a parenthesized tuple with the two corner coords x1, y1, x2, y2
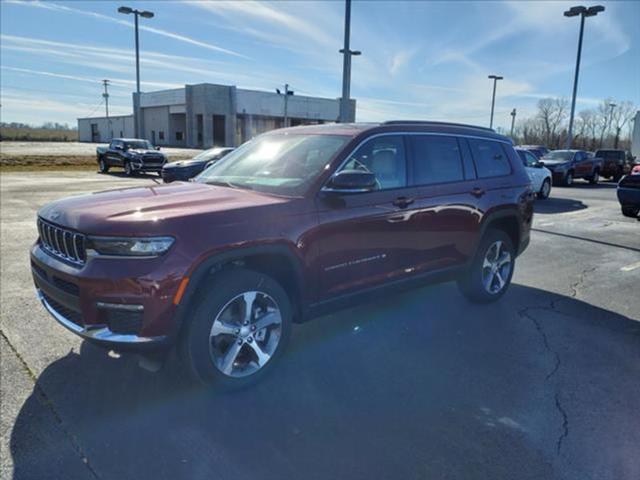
(1, 171, 639, 480)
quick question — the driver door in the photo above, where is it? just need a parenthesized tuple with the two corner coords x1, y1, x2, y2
(314, 134, 414, 300)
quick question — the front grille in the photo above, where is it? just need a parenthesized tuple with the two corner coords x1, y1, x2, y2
(37, 218, 86, 266)
(142, 155, 164, 164)
(41, 291, 84, 327)
(53, 276, 80, 296)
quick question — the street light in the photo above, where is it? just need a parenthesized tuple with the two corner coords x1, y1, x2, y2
(488, 75, 503, 129)
(118, 5, 155, 137)
(564, 4, 605, 149)
(339, 0, 361, 123)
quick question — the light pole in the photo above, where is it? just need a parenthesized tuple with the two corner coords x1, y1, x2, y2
(488, 75, 503, 129)
(510, 108, 517, 139)
(564, 5, 605, 149)
(118, 6, 154, 138)
(339, 0, 361, 123)
(276, 84, 294, 127)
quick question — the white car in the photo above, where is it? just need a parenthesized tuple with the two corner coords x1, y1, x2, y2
(516, 148, 552, 199)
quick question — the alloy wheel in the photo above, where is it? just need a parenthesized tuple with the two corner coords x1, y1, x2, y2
(481, 240, 512, 295)
(208, 291, 282, 378)
(541, 180, 550, 198)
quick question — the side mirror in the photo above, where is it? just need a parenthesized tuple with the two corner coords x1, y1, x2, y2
(535, 161, 544, 168)
(155, 146, 161, 151)
(324, 170, 377, 193)
(114, 145, 122, 151)
(205, 160, 216, 169)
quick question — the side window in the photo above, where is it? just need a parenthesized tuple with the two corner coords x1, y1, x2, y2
(409, 135, 464, 186)
(468, 139, 512, 178)
(340, 135, 407, 190)
(519, 151, 537, 167)
(517, 150, 528, 167)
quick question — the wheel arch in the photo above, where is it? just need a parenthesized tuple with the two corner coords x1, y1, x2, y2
(477, 210, 522, 258)
(174, 245, 306, 329)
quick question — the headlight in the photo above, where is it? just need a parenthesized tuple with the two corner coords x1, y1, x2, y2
(86, 236, 174, 257)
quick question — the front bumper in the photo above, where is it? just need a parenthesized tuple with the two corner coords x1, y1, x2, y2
(161, 167, 201, 183)
(132, 162, 164, 172)
(31, 242, 183, 351)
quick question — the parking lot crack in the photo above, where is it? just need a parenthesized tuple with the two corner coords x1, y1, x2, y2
(555, 392, 570, 455)
(0, 329, 101, 479)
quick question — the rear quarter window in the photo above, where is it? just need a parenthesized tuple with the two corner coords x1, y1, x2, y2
(468, 139, 512, 178)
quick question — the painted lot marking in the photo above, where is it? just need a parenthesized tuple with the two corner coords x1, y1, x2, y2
(621, 261, 640, 272)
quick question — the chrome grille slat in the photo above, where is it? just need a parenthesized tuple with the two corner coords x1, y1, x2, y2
(37, 218, 86, 266)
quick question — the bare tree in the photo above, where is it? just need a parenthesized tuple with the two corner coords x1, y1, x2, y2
(610, 101, 636, 149)
(536, 98, 568, 149)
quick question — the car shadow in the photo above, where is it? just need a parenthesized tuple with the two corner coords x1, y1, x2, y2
(555, 181, 617, 189)
(10, 284, 640, 480)
(534, 197, 587, 214)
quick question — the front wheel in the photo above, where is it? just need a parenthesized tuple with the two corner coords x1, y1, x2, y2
(457, 230, 515, 303)
(563, 172, 574, 187)
(589, 170, 600, 184)
(180, 269, 292, 389)
(538, 178, 551, 199)
(124, 161, 134, 176)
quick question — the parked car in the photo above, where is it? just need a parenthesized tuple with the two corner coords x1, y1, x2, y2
(97, 138, 167, 176)
(161, 147, 234, 183)
(518, 145, 549, 159)
(539, 149, 604, 186)
(632, 164, 640, 175)
(594, 149, 631, 181)
(515, 148, 552, 199)
(617, 170, 640, 218)
(31, 121, 534, 387)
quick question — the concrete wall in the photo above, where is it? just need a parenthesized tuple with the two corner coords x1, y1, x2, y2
(236, 90, 343, 122)
(185, 84, 235, 148)
(141, 106, 171, 146)
(77, 115, 134, 143)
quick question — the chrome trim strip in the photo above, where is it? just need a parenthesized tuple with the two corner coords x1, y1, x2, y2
(96, 302, 144, 312)
(37, 289, 164, 344)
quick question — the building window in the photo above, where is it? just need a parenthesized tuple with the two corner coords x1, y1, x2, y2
(159, 131, 165, 141)
(176, 132, 183, 141)
(120, 131, 123, 137)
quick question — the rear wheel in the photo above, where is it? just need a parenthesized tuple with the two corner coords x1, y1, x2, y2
(180, 268, 292, 389)
(457, 229, 515, 303)
(621, 205, 639, 218)
(563, 171, 574, 187)
(98, 158, 109, 173)
(589, 169, 600, 184)
(538, 178, 551, 199)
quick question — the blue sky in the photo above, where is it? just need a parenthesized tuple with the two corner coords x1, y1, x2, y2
(1, 0, 638, 131)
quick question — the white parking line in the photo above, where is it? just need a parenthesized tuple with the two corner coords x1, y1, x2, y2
(621, 261, 640, 272)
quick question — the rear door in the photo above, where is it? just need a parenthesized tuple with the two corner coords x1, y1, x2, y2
(574, 151, 592, 177)
(392, 133, 481, 275)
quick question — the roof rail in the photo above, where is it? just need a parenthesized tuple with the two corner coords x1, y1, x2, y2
(382, 120, 495, 133)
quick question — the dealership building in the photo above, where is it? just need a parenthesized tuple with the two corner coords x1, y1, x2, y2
(78, 83, 355, 148)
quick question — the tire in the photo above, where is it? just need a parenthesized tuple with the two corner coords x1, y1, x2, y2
(98, 158, 109, 173)
(563, 171, 574, 187)
(589, 169, 599, 185)
(457, 229, 515, 303)
(538, 178, 551, 199)
(124, 161, 134, 176)
(179, 268, 292, 389)
(613, 169, 623, 182)
(621, 205, 639, 218)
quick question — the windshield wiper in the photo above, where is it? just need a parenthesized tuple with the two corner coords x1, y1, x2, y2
(204, 179, 252, 190)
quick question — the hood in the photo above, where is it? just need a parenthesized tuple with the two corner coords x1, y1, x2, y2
(540, 159, 570, 167)
(127, 149, 164, 156)
(164, 159, 208, 169)
(38, 182, 290, 235)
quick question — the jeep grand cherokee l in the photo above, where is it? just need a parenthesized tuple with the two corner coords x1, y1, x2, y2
(31, 121, 534, 388)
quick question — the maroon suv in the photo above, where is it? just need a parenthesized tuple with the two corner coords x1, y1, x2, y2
(31, 122, 534, 387)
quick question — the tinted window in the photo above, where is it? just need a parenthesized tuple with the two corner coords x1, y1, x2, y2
(409, 135, 464, 185)
(517, 150, 538, 168)
(468, 139, 511, 178)
(340, 135, 407, 190)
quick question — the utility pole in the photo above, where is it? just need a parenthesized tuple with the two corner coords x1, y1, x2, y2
(510, 108, 517, 139)
(102, 79, 110, 118)
(276, 84, 294, 127)
(564, 5, 605, 149)
(488, 74, 503, 129)
(339, 0, 361, 123)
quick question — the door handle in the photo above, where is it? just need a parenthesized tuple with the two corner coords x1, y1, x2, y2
(393, 196, 414, 208)
(470, 187, 485, 198)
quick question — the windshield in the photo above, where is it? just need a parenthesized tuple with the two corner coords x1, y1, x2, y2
(125, 140, 153, 150)
(196, 134, 349, 196)
(542, 151, 574, 161)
